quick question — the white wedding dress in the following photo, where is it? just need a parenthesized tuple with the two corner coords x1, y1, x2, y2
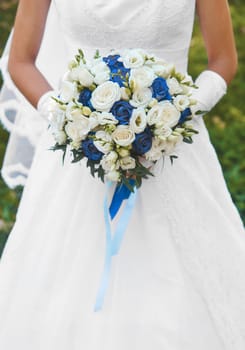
(0, 1, 245, 349)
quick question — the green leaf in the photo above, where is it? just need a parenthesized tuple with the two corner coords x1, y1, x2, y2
(170, 155, 178, 165)
(183, 137, 193, 144)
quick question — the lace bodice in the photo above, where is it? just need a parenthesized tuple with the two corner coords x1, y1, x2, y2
(53, 0, 196, 72)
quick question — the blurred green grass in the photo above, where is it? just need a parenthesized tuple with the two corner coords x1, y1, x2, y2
(0, 0, 244, 254)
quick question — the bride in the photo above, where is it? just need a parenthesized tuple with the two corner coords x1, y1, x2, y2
(0, 0, 244, 349)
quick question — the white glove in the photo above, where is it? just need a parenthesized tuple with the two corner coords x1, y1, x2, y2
(36, 90, 57, 123)
(191, 70, 227, 116)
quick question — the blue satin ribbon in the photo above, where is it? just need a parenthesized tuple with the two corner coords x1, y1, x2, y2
(94, 181, 137, 312)
(109, 179, 136, 220)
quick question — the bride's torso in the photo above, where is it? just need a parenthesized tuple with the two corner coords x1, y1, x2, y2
(53, 0, 196, 72)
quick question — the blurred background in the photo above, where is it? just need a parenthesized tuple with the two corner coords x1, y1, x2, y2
(0, 0, 244, 255)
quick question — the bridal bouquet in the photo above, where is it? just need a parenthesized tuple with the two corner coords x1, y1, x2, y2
(48, 48, 198, 191)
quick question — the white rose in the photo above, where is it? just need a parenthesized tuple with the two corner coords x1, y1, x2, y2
(60, 81, 78, 103)
(105, 170, 120, 182)
(99, 112, 118, 125)
(65, 116, 90, 142)
(129, 66, 155, 90)
(173, 95, 190, 111)
(94, 131, 112, 154)
(54, 130, 67, 145)
(94, 71, 110, 85)
(121, 49, 146, 68)
(130, 88, 152, 108)
(120, 156, 136, 170)
(167, 77, 183, 95)
(91, 81, 121, 112)
(112, 125, 135, 146)
(154, 126, 172, 139)
(147, 101, 180, 128)
(129, 108, 147, 134)
(101, 151, 118, 172)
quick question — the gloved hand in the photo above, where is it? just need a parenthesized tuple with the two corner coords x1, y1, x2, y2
(191, 70, 227, 116)
(36, 90, 57, 123)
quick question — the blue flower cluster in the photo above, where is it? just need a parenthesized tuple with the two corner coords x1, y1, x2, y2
(103, 54, 130, 87)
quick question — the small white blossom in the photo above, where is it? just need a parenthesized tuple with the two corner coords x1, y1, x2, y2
(65, 116, 90, 143)
(173, 95, 190, 111)
(101, 151, 119, 172)
(129, 66, 155, 90)
(120, 156, 136, 170)
(106, 170, 120, 182)
(129, 108, 147, 134)
(94, 131, 112, 154)
(121, 49, 146, 68)
(60, 81, 78, 103)
(167, 77, 183, 95)
(53, 130, 67, 145)
(98, 112, 118, 125)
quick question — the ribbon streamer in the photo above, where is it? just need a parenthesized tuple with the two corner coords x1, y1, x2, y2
(94, 181, 137, 311)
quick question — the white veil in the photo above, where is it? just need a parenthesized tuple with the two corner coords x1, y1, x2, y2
(0, 1, 67, 188)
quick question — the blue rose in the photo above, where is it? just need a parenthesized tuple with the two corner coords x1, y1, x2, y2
(179, 107, 192, 124)
(110, 100, 134, 124)
(81, 138, 103, 161)
(151, 77, 172, 101)
(133, 128, 152, 155)
(103, 54, 130, 87)
(78, 88, 93, 109)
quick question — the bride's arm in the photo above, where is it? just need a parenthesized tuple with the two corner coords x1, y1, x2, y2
(196, 0, 238, 84)
(8, 0, 52, 108)
(191, 0, 238, 114)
